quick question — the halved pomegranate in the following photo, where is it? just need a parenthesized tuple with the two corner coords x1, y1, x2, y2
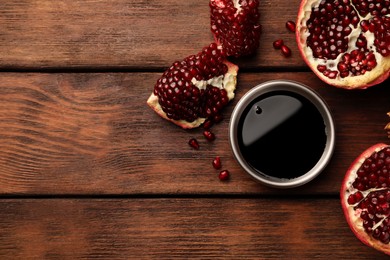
(296, 0, 390, 89)
(210, 0, 261, 57)
(147, 43, 238, 129)
(341, 143, 390, 255)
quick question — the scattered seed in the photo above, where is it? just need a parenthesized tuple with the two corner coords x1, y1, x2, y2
(286, 20, 296, 32)
(203, 130, 216, 142)
(212, 156, 222, 170)
(203, 119, 214, 130)
(219, 170, 230, 181)
(188, 138, 199, 149)
(281, 45, 292, 57)
(273, 39, 284, 49)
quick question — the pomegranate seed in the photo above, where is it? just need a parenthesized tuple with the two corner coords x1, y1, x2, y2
(213, 114, 223, 123)
(286, 20, 296, 32)
(188, 138, 199, 150)
(317, 65, 327, 72)
(273, 39, 284, 49)
(219, 170, 230, 181)
(281, 45, 292, 57)
(203, 130, 216, 142)
(203, 119, 214, 130)
(212, 156, 222, 170)
(210, 0, 261, 57)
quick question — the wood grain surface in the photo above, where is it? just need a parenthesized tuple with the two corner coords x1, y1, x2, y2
(0, 0, 304, 70)
(0, 199, 386, 259)
(0, 0, 389, 258)
(0, 72, 388, 195)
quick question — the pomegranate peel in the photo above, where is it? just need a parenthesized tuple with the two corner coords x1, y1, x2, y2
(296, 0, 390, 89)
(341, 143, 390, 255)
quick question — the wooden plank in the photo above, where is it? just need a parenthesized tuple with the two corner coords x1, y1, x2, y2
(0, 0, 304, 69)
(0, 198, 385, 259)
(0, 72, 389, 195)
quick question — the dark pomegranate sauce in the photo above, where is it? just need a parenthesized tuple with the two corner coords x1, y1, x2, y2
(237, 90, 327, 179)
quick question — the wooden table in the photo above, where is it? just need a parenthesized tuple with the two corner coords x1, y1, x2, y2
(0, 1, 389, 259)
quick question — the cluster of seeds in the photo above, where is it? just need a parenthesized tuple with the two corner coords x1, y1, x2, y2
(210, 0, 261, 57)
(347, 146, 390, 244)
(351, 0, 390, 17)
(306, 0, 389, 79)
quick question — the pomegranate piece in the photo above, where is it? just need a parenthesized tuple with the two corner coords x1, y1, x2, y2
(273, 39, 284, 49)
(203, 130, 216, 142)
(219, 170, 230, 181)
(341, 143, 390, 255)
(212, 156, 222, 169)
(210, 0, 261, 57)
(147, 43, 238, 129)
(188, 138, 200, 150)
(286, 20, 296, 32)
(296, 0, 390, 89)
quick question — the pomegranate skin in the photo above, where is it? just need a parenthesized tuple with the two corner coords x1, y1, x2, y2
(341, 143, 390, 255)
(296, 0, 390, 89)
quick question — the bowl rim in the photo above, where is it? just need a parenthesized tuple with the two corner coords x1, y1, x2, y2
(229, 79, 336, 188)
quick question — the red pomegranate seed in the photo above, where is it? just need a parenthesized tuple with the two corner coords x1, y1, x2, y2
(213, 114, 223, 123)
(286, 20, 296, 32)
(203, 119, 214, 130)
(188, 138, 199, 150)
(212, 156, 222, 170)
(219, 170, 230, 181)
(273, 39, 284, 49)
(281, 45, 292, 57)
(203, 130, 216, 141)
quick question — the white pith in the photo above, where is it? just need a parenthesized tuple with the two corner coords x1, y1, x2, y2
(191, 72, 236, 100)
(213, 0, 242, 15)
(233, 0, 242, 14)
(297, 0, 390, 89)
(191, 44, 236, 100)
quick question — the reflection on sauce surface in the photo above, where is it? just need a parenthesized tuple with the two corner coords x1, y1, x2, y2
(237, 90, 327, 179)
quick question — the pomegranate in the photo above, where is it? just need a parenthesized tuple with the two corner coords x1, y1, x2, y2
(341, 143, 390, 255)
(296, 0, 390, 89)
(210, 0, 261, 57)
(147, 43, 238, 129)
